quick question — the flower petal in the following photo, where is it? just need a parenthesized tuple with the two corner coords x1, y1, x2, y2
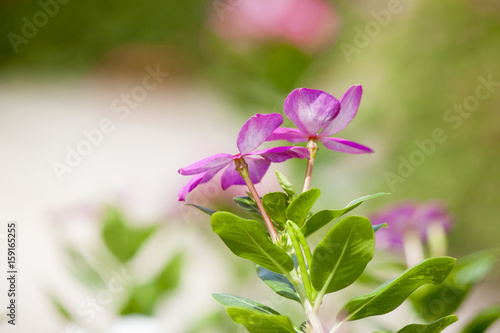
(220, 157, 271, 190)
(237, 113, 283, 155)
(178, 153, 233, 176)
(249, 146, 310, 162)
(284, 88, 340, 137)
(265, 127, 308, 143)
(321, 85, 362, 136)
(320, 137, 373, 154)
(178, 168, 220, 201)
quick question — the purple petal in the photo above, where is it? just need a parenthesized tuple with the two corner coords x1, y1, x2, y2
(220, 157, 271, 190)
(237, 113, 283, 155)
(178, 168, 220, 201)
(284, 88, 340, 137)
(321, 85, 363, 137)
(249, 146, 310, 163)
(178, 153, 233, 176)
(265, 127, 308, 143)
(320, 137, 373, 154)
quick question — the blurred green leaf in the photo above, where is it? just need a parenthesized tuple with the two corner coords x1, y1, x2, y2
(262, 192, 289, 227)
(461, 306, 500, 333)
(121, 252, 182, 315)
(186, 204, 216, 216)
(65, 246, 105, 288)
(411, 250, 497, 321)
(338, 257, 456, 321)
(373, 223, 388, 233)
(311, 216, 375, 295)
(48, 294, 73, 321)
(286, 188, 321, 227)
(213, 293, 280, 315)
(301, 192, 388, 238)
(102, 207, 157, 263)
(397, 315, 458, 333)
(256, 265, 301, 303)
(211, 212, 294, 274)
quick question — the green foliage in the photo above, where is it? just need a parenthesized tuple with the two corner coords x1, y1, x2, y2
(410, 250, 497, 321)
(275, 170, 296, 198)
(311, 216, 375, 295)
(338, 257, 456, 321)
(211, 212, 294, 273)
(121, 252, 182, 315)
(213, 293, 296, 333)
(102, 207, 158, 263)
(65, 246, 105, 288)
(256, 265, 301, 303)
(186, 204, 216, 216)
(301, 192, 389, 237)
(397, 315, 458, 333)
(262, 192, 289, 227)
(286, 188, 321, 227)
(234, 196, 263, 219)
(461, 306, 500, 333)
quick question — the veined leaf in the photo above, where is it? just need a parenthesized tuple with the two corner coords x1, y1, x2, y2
(262, 192, 289, 227)
(211, 212, 294, 273)
(301, 192, 389, 238)
(311, 216, 375, 295)
(257, 265, 301, 303)
(286, 188, 321, 227)
(213, 293, 296, 333)
(338, 257, 456, 321)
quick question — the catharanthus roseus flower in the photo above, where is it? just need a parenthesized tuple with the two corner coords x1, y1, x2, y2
(369, 200, 454, 250)
(267, 86, 373, 154)
(178, 113, 309, 201)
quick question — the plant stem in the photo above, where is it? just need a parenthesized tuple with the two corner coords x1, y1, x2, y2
(234, 157, 280, 243)
(302, 138, 319, 193)
(286, 222, 314, 301)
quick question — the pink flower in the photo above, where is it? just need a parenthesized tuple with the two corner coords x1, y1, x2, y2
(178, 113, 309, 201)
(267, 86, 373, 154)
(369, 200, 454, 250)
(209, 0, 339, 51)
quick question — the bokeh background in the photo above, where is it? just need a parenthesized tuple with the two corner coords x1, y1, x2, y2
(1, 0, 499, 332)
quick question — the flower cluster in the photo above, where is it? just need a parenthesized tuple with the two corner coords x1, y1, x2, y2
(178, 85, 372, 201)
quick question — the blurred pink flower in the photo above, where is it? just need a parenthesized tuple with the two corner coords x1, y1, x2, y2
(209, 0, 339, 51)
(369, 200, 454, 250)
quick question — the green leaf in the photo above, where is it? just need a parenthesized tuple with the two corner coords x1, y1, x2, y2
(397, 315, 458, 333)
(121, 252, 182, 315)
(256, 265, 301, 303)
(286, 188, 321, 227)
(213, 293, 280, 315)
(338, 257, 456, 321)
(373, 223, 388, 233)
(275, 170, 296, 197)
(461, 306, 500, 333)
(211, 212, 294, 273)
(311, 216, 375, 295)
(102, 207, 157, 263)
(48, 294, 73, 321)
(301, 192, 389, 238)
(65, 246, 105, 288)
(410, 250, 497, 321)
(234, 196, 262, 218)
(262, 192, 289, 227)
(186, 204, 216, 216)
(226, 307, 296, 333)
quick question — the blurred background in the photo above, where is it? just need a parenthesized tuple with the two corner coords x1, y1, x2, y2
(1, 0, 499, 332)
